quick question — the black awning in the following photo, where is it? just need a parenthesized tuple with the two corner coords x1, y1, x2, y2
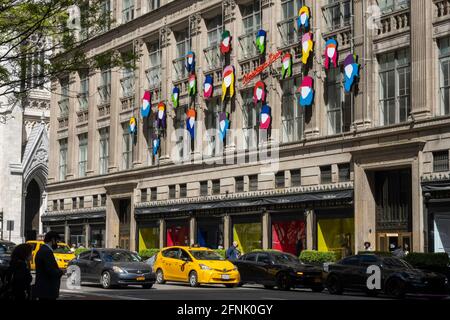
(135, 189, 353, 215)
(41, 210, 106, 222)
(422, 182, 450, 192)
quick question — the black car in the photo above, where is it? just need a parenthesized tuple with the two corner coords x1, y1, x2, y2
(233, 251, 324, 291)
(68, 249, 156, 289)
(0, 241, 15, 283)
(324, 254, 449, 299)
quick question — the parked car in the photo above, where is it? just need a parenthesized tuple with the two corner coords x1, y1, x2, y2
(233, 251, 324, 291)
(68, 248, 156, 289)
(153, 246, 240, 287)
(26, 240, 75, 270)
(324, 253, 449, 299)
(0, 241, 15, 283)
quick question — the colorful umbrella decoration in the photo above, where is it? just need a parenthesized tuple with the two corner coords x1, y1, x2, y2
(256, 29, 267, 55)
(220, 30, 232, 55)
(156, 102, 166, 129)
(281, 53, 292, 79)
(129, 117, 137, 134)
(301, 32, 313, 65)
(219, 112, 230, 141)
(172, 87, 180, 108)
(343, 54, 360, 93)
(260, 104, 271, 130)
(141, 90, 151, 118)
(188, 73, 197, 97)
(186, 108, 196, 139)
(253, 81, 266, 104)
(203, 74, 213, 99)
(186, 51, 195, 73)
(222, 65, 235, 102)
(152, 134, 160, 156)
(297, 6, 310, 30)
(324, 39, 338, 70)
(298, 76, 314, 107)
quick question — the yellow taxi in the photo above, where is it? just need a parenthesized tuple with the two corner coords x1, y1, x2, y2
(26, 240, 76, 270)
(153, 246, 240, 287)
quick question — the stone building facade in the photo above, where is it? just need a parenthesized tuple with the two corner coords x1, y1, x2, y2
(44, 0, 450, 257)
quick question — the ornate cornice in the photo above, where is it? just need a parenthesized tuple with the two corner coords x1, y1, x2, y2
(136, 182, 354, 209)
(44, 206, 106, 217)
(421, 172, 450, 183)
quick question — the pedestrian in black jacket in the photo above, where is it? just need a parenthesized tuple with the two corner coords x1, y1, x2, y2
(33, 232, 64, 300)
(1, 244, 33, 300)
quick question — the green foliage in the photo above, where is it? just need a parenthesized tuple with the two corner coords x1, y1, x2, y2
(299, 250, 337, 264)
(138, 249, 160, 260)
(358, 251, 393, 256)
(405, 253, 450, 269)
(74, 248, 89, 256)
(213, 249, 226, 258)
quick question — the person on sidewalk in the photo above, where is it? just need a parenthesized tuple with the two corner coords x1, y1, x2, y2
(225, 241, 241, 261)
(33, 231, 64, 300)
(0, 244, 33, 300)
(364, 241, 373, 251)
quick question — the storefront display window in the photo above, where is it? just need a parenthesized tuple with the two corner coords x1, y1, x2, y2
(434, 214, 450, 255)
(232, 221, 262, 254)
(317, 217, 354, 259)
(197, 219, 224, 249)
(272, 219, 305, 256)
(69, 225, 85, 247)
(139, 227, 159, 250)
(166, 222, 189, 246)
(90, 225, 105, 248)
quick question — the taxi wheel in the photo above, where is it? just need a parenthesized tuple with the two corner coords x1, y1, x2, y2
(101, 271, 113, 289)
(156, 269, 166, 284)
(189, 271, 200, 287)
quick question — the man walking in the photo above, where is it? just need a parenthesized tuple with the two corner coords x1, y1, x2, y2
(33, 231, 64, 300)
(226, 241, 241, 261)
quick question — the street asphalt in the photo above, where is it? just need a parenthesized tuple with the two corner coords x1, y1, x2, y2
(54, 275, 449, 301)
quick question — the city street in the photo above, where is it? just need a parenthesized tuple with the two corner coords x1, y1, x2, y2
(54, 275, 448, 301)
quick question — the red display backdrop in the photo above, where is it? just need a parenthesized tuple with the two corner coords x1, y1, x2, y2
(166, 225, 189, 246)
(271, 220, 305, 256)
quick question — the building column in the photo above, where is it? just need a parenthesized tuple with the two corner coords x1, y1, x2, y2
(108, 64, 120, 173)
(409, 0, 433, 120)
(129, 194, 137, 252)
(189, 216, 196, 246)
(412, 155, 424, 252)
(85, 223, 90, 248)
(262, 211, 270, 250)
(306, 209, 314, 250)
(354, 164, 376, 253)
(159, 218, 166, 248)
(38, 191, 47, 236)
(64, 222, 70, 244)
(160, 26, 172, 163)
(86, 68, 97, 176)
(105, 196, 119, 248)
(223, 214, 231, 249)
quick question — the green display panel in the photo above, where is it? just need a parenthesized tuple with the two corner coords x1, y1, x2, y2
(233, 222, 262, 254)
(139, 227, 159, 250)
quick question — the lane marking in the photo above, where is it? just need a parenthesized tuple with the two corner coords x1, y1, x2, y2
(59, 289, 147, 300)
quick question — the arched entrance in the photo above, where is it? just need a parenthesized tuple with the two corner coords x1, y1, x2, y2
(24, 179, 42, 241)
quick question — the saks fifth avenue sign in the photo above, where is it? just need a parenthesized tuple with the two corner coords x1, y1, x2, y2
(242, 50, 282, 85)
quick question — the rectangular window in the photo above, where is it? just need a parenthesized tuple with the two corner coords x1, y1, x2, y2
(72, 197, 77, 209)
(100, 0, 112, 31)
(141, 189, 148, 202)
(101, 194, 106, 206)
(239, 1, 261, 59)
(204, 16, 223, 70)
(148, 0, 160, 11)
(174, 106, 187, 161)
(204, 98, 219, 157)
(93, 195, 98, 207)
(99, 127, 109, 175)
(78, 71, 89, 111)
(433, 151, 449, 172)
(59, 139, 68, 181)
(53, 200, 58, 211)
(78, 133, 88, 178)
(146, 116, 156, 166)
(121, 63, 135, 98)
(279, 0, 303, 47)
(146, 41, 161, 89)
(122, 0, 135, 23)
(439, 37, 450, 116)
(326, 68, 352, 134)
(58, 80, 69, 117)
(235, 177, 244, 193)
(169, 185, 176, 199)
(281, 78, 304, 142)
(212, 180, 221, 195)
(122, 123, 133, 170)
(79, 196, 84, 209)
(200, 181, 208, 196)
(338, 163, 351, 182)
(321, 166, 332, 184)
(379, 49, 411, 126)
(291, 169, 301, 187)
(173, 29, 190, 80)
(59, 199, 64, 211)
(323, 0, 351, 31)
(377, 0, 410, 14)
(242, 90, 260, 149)
(180, 184, 187, 198)
(275, 172, 285, 189)
(98, 69, 111, 104)
(249, 175, 258, 191)
(150, 187, 157, 201)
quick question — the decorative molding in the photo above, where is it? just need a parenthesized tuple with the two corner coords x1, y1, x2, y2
(421, 172, 450, 183)
(43, 206, 106, 217)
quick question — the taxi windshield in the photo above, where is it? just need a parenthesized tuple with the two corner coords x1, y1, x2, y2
(189, 250, 225, 261)
(53, 244, 72, 254)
